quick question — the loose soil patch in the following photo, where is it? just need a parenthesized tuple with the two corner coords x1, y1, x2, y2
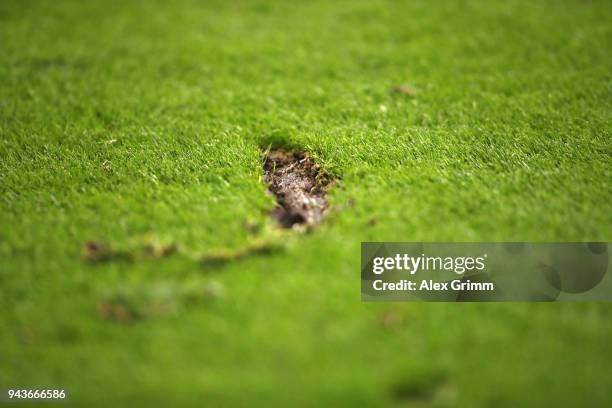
(263, 150, 332, 228)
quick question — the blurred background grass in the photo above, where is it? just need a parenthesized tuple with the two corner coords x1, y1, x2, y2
(1, 0, 611, 406)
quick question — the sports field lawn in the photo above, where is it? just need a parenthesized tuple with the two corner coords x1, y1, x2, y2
(1, 0, 611, 406)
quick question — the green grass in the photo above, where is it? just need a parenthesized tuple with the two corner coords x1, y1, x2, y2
(1, 0, 611, 406)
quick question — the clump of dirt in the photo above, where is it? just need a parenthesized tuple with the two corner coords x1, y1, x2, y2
(263, 150, 332, 228)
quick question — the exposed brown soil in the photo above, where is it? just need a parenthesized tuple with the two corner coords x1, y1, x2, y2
(263, 150, 332, 228)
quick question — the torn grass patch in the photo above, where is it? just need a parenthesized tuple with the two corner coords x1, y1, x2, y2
(263, 150, 332, 228)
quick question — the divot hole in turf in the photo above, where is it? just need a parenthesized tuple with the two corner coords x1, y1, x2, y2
(263, 150, 332, 228)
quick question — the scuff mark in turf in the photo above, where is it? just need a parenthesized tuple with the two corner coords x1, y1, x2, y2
(81, 238, 177, 263)
(200, 239, 284, 268)
(390, 372, 451, 403)
(263, 150, 332, 228)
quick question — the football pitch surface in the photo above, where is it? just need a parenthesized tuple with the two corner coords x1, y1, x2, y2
(1, 0, 611, 406)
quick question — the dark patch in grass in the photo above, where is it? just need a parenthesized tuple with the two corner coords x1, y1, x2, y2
(81, 239, 177, 263)
(263, 150, 332, 228)
(391, 84, 417, 96)
(391, 372, 449, 403)
(201, 239, 284, 269)
(82, 240, 109, 262)
(81, 240, 132, 263)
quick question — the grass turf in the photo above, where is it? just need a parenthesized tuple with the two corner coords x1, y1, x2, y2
(1, 0, 611, 406)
